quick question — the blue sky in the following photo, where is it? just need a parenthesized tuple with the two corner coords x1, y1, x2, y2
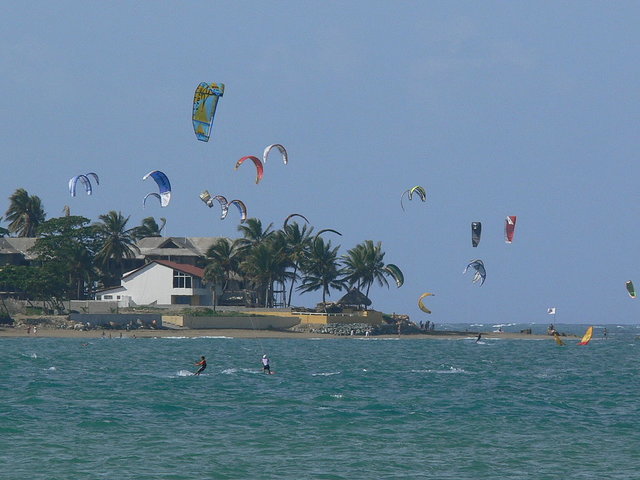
(1, 1, 639, 324)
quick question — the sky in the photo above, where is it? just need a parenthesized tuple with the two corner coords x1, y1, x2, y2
(1, 1, 639, 324)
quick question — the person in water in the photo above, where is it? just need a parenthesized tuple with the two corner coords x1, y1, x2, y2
(475, 333, 482, 343)
(261, 354, 271, 374)
(194, 356, 207, 376)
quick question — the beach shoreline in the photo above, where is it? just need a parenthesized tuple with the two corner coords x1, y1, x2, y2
(0, 326, 569, 341)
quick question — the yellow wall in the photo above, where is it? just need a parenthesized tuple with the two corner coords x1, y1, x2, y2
(261, 309, 384, 326)
(161, 310, 384, 329)
(162, 314, 300, 330)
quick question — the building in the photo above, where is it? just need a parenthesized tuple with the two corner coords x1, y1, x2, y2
(96, 260, 213, 307)
(0, 238, 37, 266)
(0, 236, 226, 268)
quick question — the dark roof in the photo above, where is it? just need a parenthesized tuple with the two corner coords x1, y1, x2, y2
(337, 288, 372, 306)
(123, 259, 205, 279)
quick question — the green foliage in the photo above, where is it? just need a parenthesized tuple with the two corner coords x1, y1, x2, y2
(30, 215, 99, 300)
(4, 188, 46, 237)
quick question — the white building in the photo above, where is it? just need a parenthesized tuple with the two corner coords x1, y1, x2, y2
(96, 260, 213, 307)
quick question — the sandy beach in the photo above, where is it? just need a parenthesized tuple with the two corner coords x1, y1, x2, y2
(0, 326, 568, 341)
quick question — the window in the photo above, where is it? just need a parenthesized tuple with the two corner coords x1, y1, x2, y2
(103, 295, 113, 300)
(173, 270, 192, 288)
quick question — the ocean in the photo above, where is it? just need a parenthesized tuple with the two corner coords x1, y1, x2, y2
(2, 323, 639, 479)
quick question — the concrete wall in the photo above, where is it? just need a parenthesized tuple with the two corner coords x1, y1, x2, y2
(163, 315, 300, 330)
(69, 313, 162, 328)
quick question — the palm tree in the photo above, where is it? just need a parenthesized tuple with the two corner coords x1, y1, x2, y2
(235, 218, 274, 253)
(4, 188, 46, 237)
(341, 240, 389, 297)
(204, 238, 241, 292)
(134, 216, 166, 239)
(298, 237, 345, 304)
(282, 221, 314, 306)
(239, 238, 291, 307)
(0, 217, 9, 237)
(94, 211, 140, 285)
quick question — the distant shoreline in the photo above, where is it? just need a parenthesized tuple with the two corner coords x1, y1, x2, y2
(0, 326, 570, 341)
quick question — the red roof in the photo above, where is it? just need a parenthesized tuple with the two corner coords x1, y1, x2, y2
(153, 260, 205, 278)
(123, 260, 205, 279)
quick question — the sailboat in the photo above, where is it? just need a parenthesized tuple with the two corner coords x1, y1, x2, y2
(577, 326, 593, 346)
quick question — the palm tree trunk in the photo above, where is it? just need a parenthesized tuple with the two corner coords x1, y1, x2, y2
(287, 264, 298, 307)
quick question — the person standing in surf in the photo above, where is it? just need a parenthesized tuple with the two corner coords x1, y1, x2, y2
(194, 356, 207, 376)
(261, 354, 271, 374)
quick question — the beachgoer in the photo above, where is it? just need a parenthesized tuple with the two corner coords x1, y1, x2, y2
(476, 333, 482, 343)
(33, 326, 37, 335)
(262, 354, 271, 374)
(603, 328, 608, 339)
(194, 356, 207, 376)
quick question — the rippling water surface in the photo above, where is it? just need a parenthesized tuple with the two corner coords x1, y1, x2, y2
(2, 324, 639, 479)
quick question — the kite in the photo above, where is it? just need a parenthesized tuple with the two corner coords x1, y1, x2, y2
(284, 213, 309, 228)
(143, 192, 162, 208)
(505, 216, 517, 243)
(192, 82, 224, 142)
(315, 228, 342, 238)
(143, 170, 171, 207)
(626, 280, 636, 298)
(472, 222, 482, 247)
(68, 175, 93, 197)
(463, 259, 486, 286)
(418, 292, 434, 314)
(383, 264, 404, 288)
(235, 156, 264, 184)
(263, 144, 288, 165)
(227, 199, 247, 223)
(577, 326, 594, 346)
(85, 172, 99, 186)
(199, 190, 214, 208)
(200, 191, 230, 219)
(400, 186, 426, 211)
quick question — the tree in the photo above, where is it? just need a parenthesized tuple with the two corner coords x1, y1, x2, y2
(298, 237, 346, 304)
(94, 211, 140, 286)
(29, 216, 99, 300)
(203, 238, 241, 293)
(235, 218, 274, 253)
(341, 240, 389, 297)
(239, 237, 291, 307)
(281, 221, 314, 306)
(134, 216, 166, 239)
(5, 188, 46, 237)
(0, 217, 9, 237)
(0, 265, 67, 312)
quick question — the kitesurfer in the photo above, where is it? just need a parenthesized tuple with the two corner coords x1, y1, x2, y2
(194, 356, 207, 376)
(262, 354, 271, 374)
(475, 333, 482, 343)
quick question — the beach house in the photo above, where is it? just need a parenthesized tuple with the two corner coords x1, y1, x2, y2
(95, 260, 213, 307)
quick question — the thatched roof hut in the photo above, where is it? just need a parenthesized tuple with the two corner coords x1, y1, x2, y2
(337, 288, 372, 308)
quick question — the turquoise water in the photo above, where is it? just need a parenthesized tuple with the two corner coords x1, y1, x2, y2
(2, 324, 639, 479)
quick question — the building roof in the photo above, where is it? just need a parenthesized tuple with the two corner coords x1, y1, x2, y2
(0, 238, 38, 259)
(122, 259, 205, 279)
(337, 288, 372, 307)
(135, 236, 226, 259)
